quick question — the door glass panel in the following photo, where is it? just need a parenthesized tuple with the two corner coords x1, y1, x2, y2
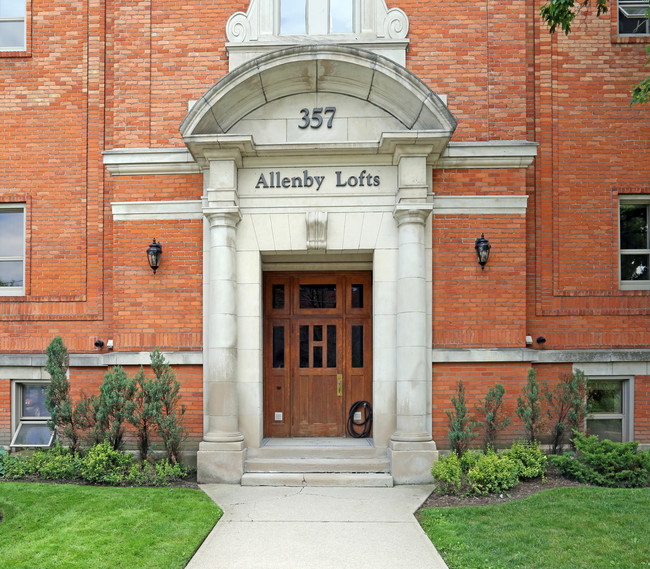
(327, 325, 337, 368)
(313, 325, 323, 342)
(299, 284, 336, 308)
(313, 346, 323, 368)
(272, 285, 285, 309)
(299, 325, 309, 368)
(272, 326, 285, 368)
(351, 325, 363, 368)
(351, 284, 364, 308)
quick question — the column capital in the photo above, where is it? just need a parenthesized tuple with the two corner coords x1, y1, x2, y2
(393, 204, 432, 226)
(204, 207, 242, 228)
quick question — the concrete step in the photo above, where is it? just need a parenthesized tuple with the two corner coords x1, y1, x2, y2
(241, 472, 394, 487)
(246, 445, 386, 460)
(245, 456, 390, 473)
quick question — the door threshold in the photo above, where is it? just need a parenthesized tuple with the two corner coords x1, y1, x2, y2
(261, 437, 374, 448)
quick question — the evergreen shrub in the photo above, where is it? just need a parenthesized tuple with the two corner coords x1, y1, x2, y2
(503, 440, 548, 480)
(467, 452, 520, 495)
(550, 431, 650, 488)
(431, 452, 463, 495)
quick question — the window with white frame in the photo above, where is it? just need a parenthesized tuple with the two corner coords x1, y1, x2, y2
(0, 0, 26, 51)
(587, 378, 634, 442)
(619, 197, 649, 289)
(280, 0, 355, 35)
(619, 0, 650, 35)
(0, 204, 25, 295)
(11, 381, 55, 447)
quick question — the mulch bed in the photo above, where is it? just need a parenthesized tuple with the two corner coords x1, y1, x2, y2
(420, 465, 586, 509)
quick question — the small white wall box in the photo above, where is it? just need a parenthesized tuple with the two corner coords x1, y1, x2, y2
(526, 336, 533, 345)
(107, 339, 114, 350)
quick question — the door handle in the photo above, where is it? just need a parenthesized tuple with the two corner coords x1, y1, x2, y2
(337, 374, 343, 397)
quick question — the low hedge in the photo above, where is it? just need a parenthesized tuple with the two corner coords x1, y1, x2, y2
(0, 441, 190, 487)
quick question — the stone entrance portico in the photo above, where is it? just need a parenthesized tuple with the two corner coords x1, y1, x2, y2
(180, 45, 457, 484)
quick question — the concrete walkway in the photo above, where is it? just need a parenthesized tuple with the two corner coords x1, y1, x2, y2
(186, 484, 449, 569)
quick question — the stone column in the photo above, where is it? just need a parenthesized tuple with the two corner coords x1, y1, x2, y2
(388, 152, 438, 484)
(197, 155, 246, 483)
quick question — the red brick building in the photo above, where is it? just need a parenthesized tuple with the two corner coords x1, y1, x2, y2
(1, 0, 648, 484)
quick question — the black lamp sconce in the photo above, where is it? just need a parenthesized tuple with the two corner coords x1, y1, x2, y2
(147, 238, 162, 274)
(474, 233, 491, 270)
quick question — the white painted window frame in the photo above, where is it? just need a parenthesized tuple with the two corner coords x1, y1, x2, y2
(618, 0, 650, 35)
(586, 376, 634, 442)
(0, 203, 26, 296)
(10, 380, 55, 448)
(0, 1, 27, 51)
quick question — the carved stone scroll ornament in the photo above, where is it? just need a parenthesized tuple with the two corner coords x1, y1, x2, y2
(306, 211, 328, 250)
(381, 8, 409, 39)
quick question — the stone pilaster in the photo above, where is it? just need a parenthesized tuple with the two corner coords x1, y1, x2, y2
(389, 150, 438, 484)
(197, 155, 246, 483)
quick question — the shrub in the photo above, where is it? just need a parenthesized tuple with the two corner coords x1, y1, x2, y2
(2, 453, 37, 479)
(459, 450, 481, 473)
(0, 446, 8, 477)
(546, 369, 589, 454)
(516, 368, 544, 443)
(503, 440, 547, 480)
(80, 441, 134, 484)
(475, 383, 511, 452)
(446, 381, 478, 456)
(431, 453, 463, 495)
(467, 452, 520, 495)
(150, 350, 187, 464)
(45, 336, 84, 452)
(31, 444, 82, 480)
(96, 367, 135, 451)
(550, 431, 650, 488)
(126, 367, 159, 462)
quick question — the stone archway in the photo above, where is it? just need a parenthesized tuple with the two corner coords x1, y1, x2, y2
(182, 46, 457, 484)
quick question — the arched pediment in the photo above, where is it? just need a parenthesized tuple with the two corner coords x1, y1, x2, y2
(180, 46, 456, 157)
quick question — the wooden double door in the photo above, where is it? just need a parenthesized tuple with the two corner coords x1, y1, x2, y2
(263, 272, 372, 437)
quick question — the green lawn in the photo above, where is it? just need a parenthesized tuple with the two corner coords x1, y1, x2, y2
(0, 482, 222, 569)
(418, 487, 650, 569)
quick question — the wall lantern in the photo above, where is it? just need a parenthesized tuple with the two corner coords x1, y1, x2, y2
(474, 233, 491, 270)
(147, 238, 162, 274)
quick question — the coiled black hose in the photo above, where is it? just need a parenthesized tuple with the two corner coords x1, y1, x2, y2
(346, 400, 372, 438)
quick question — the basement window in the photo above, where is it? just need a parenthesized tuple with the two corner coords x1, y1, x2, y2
(10, 382, 54, 448)
(587, 378, 634, 443)
(619, 0, 650, 35)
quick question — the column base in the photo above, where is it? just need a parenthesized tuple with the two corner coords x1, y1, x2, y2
(197, 441, 246, 484)
(388, 440, 438, 484)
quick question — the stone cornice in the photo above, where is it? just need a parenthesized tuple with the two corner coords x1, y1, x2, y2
(432, 195, 528, 215)
(103, 148, 201, 176)
(103, 140, 538, 177)
(432, 348, 650, 364)
(111, 200, 202, 221)
(0, 351, 203, 368)
(436, 141, 538, 169)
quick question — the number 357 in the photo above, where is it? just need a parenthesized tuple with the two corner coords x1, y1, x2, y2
(299, 107, 336, 129)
